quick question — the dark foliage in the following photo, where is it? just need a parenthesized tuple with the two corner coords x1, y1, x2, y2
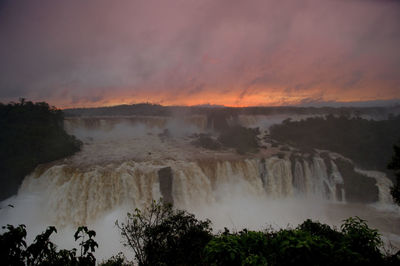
(0, 224, 98, 266)
(191, 126, 260, 154)
(191, 134, 222, 150)
(204, 229, 268, 265)
(98, 253, 133, 266)
(0, 224, 26, 266)
(0, 99, 82, 200)
(2, 210, 399, 266)
(116, 201, 399, 266)
(270, 115, 400, 174)
(116, 200, 212, 266)
(218, 126, 260, 154)
(388, 142, 400, 205)
(205, 217, 398, 266)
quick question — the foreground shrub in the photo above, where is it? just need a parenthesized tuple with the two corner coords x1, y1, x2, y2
(98, 253, 133, 266)
(204, 217, 399, 266)
(340, 217, 383, 263)
(204, 229, 268, 265)
(116, 200, 212, 266)
(2, 207, 399, 265)
(0, 225, 98, 266)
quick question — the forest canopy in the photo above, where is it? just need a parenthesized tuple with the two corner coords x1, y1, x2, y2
(270, 115, 400, 175)
(0, 99, 82, 200)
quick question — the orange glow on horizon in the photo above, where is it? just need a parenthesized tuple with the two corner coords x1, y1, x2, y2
(53, 85, 398, 109)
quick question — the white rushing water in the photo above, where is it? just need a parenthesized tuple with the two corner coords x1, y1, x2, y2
(6, 156, 348, 226)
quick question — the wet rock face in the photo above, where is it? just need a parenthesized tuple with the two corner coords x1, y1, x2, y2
(259, 158, 267, 188)
(158, 167, 174, 205)
(334, 158, 379, 203)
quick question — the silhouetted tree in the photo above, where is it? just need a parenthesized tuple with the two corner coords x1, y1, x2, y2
(116, 200, 212, 266)
(0, 224, 98, 266)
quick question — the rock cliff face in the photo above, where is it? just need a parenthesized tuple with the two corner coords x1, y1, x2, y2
(334, 158, 379, 203)
(158, 167, 174, 205)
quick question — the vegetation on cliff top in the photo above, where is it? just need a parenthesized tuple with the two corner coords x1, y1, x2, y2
(270, 115, 400, 175)
(0, 99, 82, 200)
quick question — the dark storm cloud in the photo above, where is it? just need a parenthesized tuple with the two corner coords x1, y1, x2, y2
(0, 0, 399, 107)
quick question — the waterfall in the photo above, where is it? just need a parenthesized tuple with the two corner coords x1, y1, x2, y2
(354, 168, 394, 205)
(16, 153, 390, 227)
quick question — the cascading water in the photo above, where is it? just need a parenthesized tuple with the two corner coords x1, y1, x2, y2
(16, 153, 388, 226)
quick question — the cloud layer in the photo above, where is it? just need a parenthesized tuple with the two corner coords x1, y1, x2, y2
(1, 0, 400, 107)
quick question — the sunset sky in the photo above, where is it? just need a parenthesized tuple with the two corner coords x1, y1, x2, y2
(1, 0, 400, 108)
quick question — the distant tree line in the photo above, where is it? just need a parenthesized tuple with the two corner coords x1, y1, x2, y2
(63, 102, 398, 119)
(270, 115, 400, 175)
(0, 99, 82, 200)
(191, 124, 260, 155)
(1, 200, 399, 266)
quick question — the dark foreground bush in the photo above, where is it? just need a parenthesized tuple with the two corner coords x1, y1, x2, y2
(2, 203, 399, 266)
(205, 217, 399, 266)
(116, 201, 399, 266)
(116, 200, 213, 266)
(204, 229, 268, 265)
(0, 225, 98, 266)
(98, 253, 133, 266)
